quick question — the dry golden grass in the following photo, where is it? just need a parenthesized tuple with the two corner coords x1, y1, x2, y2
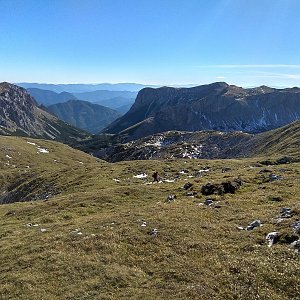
(0, 136, 300, 299)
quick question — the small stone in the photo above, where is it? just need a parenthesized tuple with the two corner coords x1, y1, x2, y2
(290, 240, 300, 252)
(40, 228, 47, 233)
(291, 221, 300, 234)
(204, 199, 214, 206)
(149, 228, 159, 236)
(269, 174, 282, 182)
(166, 194, 176, 202)
(280, 207, 293, 218)
(246, 220, 262, 231)
(266, 232, 279, 247)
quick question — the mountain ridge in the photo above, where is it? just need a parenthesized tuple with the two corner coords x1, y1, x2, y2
(103, 82, 300, 140)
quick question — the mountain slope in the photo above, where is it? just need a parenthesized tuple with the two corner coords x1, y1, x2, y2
(238, 120, 300, 157)
(48, 100, 121, 134)
(0, 82, 89, 143)
(26, 88, 77, 106)
(78, 121, 300, 162)
(1, 135, 300, 299)
(103, 82, 300, 140)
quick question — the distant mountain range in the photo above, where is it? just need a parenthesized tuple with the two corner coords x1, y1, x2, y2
(73, 90, 136, 109)
(48, 100, 121, 134)
(103, 82, 300, 140)
(27, 88, 77, 106)
(25, 86, 136, 113)
(17, 82, 156, 93)
(0, 83, 89, 143)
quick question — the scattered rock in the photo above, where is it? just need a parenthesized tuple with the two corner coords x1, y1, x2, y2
(141, 221, 147, 227)
(183, 182, 193, 190)
(266, 232, 280, 247)
(290, 240, 300, 252)
(71, 228, 83, 235)
(203, 199, 214, 206)
(269, 174, 283, 182)
(40, 228, 47, 233)
(222, 167, 231, 173)
(149, 228, 159, 236)
(166, 194, 176, 202)
(246, 220, 262, 231)
(291, 221, 300, 234)
(280, 207, 293, 218)
(27, 223, 39, 227)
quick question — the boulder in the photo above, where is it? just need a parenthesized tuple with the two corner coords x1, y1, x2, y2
(266, 232, 280, 247)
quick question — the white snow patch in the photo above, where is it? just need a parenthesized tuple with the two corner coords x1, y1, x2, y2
(133, 173, 148, 179)
(37, 147, 49, 154)
(164, 179, 175, 183)
(27, 141, 36, 146)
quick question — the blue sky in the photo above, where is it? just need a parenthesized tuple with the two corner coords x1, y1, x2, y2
(1, 0, 300, 86)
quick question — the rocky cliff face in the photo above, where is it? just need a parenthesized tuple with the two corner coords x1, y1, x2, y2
(0, 82, 89, 142)
(103, 82, 300, 140)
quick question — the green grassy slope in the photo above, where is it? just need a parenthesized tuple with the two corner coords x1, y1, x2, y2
(0, 136, 300, 299)
(230, 120, 300, 159)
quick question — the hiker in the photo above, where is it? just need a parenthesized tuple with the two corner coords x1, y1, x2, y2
(152, 171, 159, 183)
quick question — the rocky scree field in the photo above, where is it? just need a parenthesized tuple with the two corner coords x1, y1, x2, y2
(0, 135, 300, 299)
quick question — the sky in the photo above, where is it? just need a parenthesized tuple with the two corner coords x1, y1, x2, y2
(1, 0, 300, 87)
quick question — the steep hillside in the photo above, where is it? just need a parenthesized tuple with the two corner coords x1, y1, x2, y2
(103, 82, 300, 140)
(26, 88, 77, 106)
(0, 82, 89, 143)
(48, 100, 121, 134)
(1, 135, 300, 299)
